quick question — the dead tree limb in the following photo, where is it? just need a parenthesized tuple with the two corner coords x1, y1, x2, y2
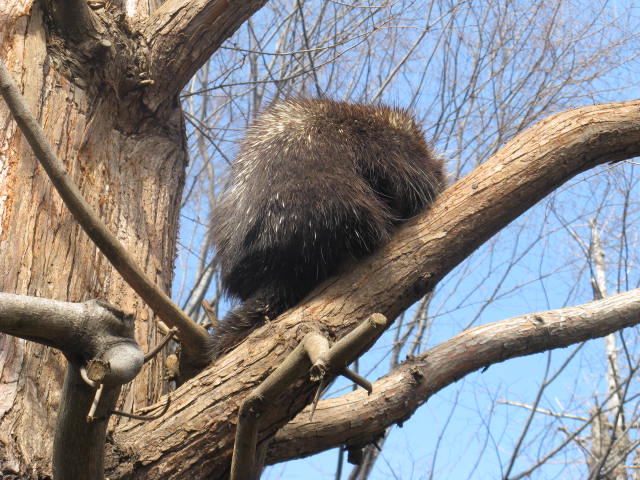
(231, 314, 389, 480)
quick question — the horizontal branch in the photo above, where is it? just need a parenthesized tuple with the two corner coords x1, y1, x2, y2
(268, 288, 640, 461)
(110, 100, 640, 478)
(0, 293, 143, 384)
(140, 0, 268, 106)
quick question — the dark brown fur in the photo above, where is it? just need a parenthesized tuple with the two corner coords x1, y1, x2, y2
(209, 98, 445, 356)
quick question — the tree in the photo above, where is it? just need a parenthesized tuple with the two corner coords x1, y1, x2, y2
(0, 0, 639, 479)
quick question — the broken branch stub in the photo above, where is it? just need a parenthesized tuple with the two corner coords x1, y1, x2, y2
(230, 313, 390, 480)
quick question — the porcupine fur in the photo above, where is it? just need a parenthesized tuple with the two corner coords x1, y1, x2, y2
(209, 98, 445, 357)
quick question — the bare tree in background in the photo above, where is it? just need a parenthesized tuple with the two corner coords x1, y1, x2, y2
(1, 0, 640, 479)
(176, 1, 640, 478)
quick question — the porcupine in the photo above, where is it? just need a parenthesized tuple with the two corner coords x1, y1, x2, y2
(209, 98, 445, 357)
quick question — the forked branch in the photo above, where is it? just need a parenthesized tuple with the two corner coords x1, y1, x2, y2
(231, 314, 389, 480)
(141, 0, 269, 105)
(108, 99, 640, 477)
(0, 292, 143, 479)
(268, 289, 640, 462)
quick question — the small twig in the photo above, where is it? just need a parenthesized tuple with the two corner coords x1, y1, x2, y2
(112, 396, 171, 421)
(341, 368, 372, 394)
(144, 327, 178, 363)
(87, 384, 105, 423)
(310, 377, 331, 421)
(201, 299, 218, 327)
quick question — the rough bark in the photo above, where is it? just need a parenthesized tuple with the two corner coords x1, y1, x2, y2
(141, 0, 269, 107)
(0, 39, 182, 480)
(107, 101, 640, 479)
(0, 56, 210, 363)
(0, 0, 266, 476)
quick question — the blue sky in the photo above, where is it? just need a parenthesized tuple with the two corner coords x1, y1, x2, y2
(174, 1, 640, 477)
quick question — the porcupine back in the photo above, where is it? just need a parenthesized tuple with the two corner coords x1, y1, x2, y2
(209, 98, 445, 356)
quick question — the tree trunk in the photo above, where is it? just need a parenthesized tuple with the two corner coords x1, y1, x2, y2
(2, 1, 640, 478)
(0, 4, 185, 476)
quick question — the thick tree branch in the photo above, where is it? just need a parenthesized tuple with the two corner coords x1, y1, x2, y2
(0, 292, 143, 479)
(0, 293, 143, 384)
(140, 0, 268, 106)
(0, 59, 210, 363)
(267, 288, 640, 462)
(108, 100, 640, 479)
(231, 314, 389, 479)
